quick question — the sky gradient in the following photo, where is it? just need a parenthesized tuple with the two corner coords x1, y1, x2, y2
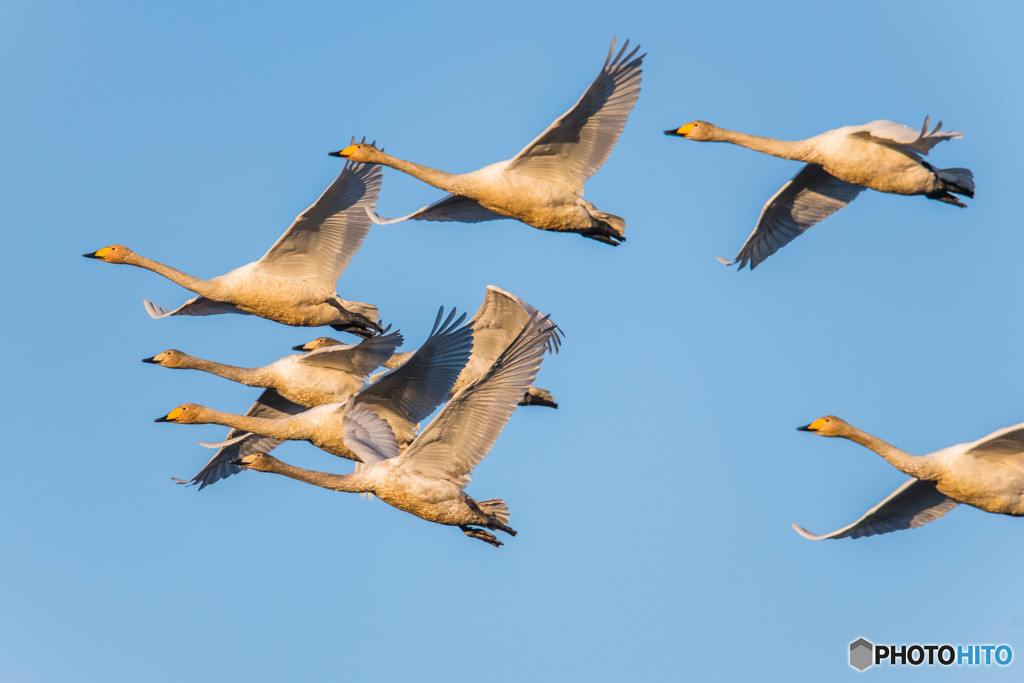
(3, 1, 1022, 680)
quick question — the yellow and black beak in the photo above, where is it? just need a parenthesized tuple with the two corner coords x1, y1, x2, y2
(141, 356, 159, 364)
(664, 123, 695, 138)
(797, 424, 815, 432)
(155, 407, 183, 423)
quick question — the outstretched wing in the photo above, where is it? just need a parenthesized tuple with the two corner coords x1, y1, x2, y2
(144, 297, 245, 318)
(298, 329, 404, 377)
(342, 400, 402, 466)
(721, 164, 864, 270)
(458, 285, 562, 390)
(963, 422, 1024, 460)
(355, 308, 474, 430)
(369, 195, 506, 225)
(173, 389, 303, 490)
(396, 314, 557, 489)
(852, 117, 963, 157)
(254, 156, 382, 286)
(792, 478, 958, 540)
(505, 38, 644, 192)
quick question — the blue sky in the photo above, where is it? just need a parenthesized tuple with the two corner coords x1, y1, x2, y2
(4, 1, 1022, 680)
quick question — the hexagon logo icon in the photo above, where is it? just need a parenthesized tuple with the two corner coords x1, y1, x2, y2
(850, 638, 874, 671)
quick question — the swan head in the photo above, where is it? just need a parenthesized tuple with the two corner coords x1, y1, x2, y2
(292, 336, 343, 352)
(83, 244, 134, 263)
(142, 349, 189, 367)
(664, 121, 716, 141)
(797, 415, 850, 437)
(155, 403, 207, 424)
(329, 142, 382, 163)
(230, 452, 278, 472)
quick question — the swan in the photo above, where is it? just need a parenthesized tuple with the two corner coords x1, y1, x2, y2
(142, 329, 403, 408)
(793, 416, 1024, 539)
(234, 314, 559, 547)
(329, 39, 644, 246)
(83, 157, 383, 335)
(664, 117, 974, 269)
(159, 308, 473, 486)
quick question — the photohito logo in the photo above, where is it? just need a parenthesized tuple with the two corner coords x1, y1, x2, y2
(849, 637, 1012, 671)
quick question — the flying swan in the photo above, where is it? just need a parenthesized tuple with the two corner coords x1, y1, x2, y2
(665, 117, 974, 269)
(794, 416, 1024, 539)
(330, 39, 643, 245)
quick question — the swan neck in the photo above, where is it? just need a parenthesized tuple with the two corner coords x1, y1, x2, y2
(128, 252, 209, 294)
(711, 127, 812, 162)
(843, 426, 935, 479)
(374, 152, 465, 194)
(185, 357, 264, 386)
(200, 408, 296, 440)
(262, 459, 367, 493)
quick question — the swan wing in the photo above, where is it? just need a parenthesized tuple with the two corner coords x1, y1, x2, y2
(254, 158, 382, 285)
(461, 286, 562, 384)
(962, 422, 1024, 459)
(505, 38, 644, 191)
(369, 194, 506, 225)
(853, 117, 963, 156)
(792, 478, 958, 540)
(298, 329, 404, 376)
(341, 400, 402, 465)
(144, 296, 245, 318)
(355, 307, 474, 428)
(172, 389, 303, 490)
(722, 164, 864, 270)
(396, 314, 557, 489)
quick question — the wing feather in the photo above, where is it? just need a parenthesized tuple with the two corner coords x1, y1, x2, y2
(144, 297, 245, 318)
(722, 164, 863, 270)
(852, 116, 963, 156)
(793, 478, 958, 540)
(505, 38, 644, 191)
(396, 314, 558, 488)
(354, 307, 474, 430)
(369, 194, 506, 225)
(254, 155, 382, 285)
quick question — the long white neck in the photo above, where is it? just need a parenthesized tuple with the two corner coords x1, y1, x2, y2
(840, 425, 938, 480)
(370, 150, 470, 195)
(259, 457, 369, 494)
(126, 252, 211, 296)
(176, 355, 268, 387)
(193, 407, 302, 441)
(705, 125, 814, 162)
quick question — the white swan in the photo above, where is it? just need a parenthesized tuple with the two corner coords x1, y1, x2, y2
(84, 157, 383, 335)
(160, 308, 473, 487)
(330, 39, 643, 246)
(664, 117, 974, 269)
(234, 314, 559, 547)
(142, 329, 402, 408)
(793, 416, 1024, 539)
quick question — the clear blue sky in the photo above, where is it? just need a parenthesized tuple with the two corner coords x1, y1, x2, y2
(3, 1, 1022, 680)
